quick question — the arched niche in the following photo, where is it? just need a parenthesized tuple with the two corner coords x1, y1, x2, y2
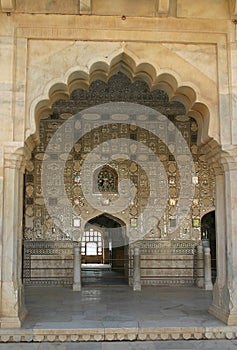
(94, 165, 118, 194)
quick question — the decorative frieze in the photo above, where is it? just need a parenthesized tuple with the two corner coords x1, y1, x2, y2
(0, 325, 237, 342)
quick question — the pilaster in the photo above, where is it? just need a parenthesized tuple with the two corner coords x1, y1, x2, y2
(0, 144, 27, 328)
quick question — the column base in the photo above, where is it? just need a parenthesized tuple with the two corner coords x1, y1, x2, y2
(0, 307, 27, 328)
(205, 283, 213, 291)
(209, 304, 237, 325)
(133, 284, 141, 291)
(0, 283, 28, 328)
(0, 317, 21, 328)
(196, 279, 204, 288)
(73, 283, 81, 292)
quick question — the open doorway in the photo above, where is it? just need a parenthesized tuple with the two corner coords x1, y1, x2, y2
(81, 214, 129, 286)
(81, 227, 104, 264)
(201, 211, 216, 283)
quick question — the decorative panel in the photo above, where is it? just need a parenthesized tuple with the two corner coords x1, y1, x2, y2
(23, 241, 75, 286)
(129, 240, 197, 286)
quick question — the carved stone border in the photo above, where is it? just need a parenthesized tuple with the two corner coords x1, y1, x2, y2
(1, 326, 237, 342)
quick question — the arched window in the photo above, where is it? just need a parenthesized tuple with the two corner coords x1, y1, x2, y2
(95, 165, 118, 193)
(81, 228, 103, 256)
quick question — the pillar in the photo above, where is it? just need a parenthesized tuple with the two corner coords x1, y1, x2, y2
(208, 167, 227, 317)
(17, 158, 27, 319)
(203, 245, 213, 291)
(196, 243, 204, 288)
(0, 146, 27, 328)
(209, 158, 237, 324)
(73, 245, 81, 291)
(133, 247, 141, 291)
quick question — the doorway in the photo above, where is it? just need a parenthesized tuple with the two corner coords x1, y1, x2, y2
(201, 211, 216, 283)
(81, 214, 129, 286)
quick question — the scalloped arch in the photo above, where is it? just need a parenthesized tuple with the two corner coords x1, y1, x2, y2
(29, 52, 213, 149)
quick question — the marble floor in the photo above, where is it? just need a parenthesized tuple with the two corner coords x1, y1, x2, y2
(1, 286, 237, 349)
(24, 285, 221, 329)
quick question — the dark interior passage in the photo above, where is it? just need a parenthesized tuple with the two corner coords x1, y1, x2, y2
(201, 211, 216, 283)
(82, 214, 129, 286)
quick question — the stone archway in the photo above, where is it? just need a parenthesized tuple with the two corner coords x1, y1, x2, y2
(23, 68, 217, 292)
(3, 50, 230, 329)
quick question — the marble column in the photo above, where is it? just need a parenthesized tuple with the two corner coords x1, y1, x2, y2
(133, 247, 141, 291)
(17, 160, 28, 319)
(203, 245, 213, 291)
(209, 168, 227, 317)
(209, 158, 237, 324)
(196, 243, 204, 288)
(73, 245, 81, 291)
(0, 147, 27, 328)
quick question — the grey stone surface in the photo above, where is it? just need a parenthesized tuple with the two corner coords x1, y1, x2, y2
(1, 341, 237, 350)
(23, 286, 222, 329)
(1, 286, 236, 348)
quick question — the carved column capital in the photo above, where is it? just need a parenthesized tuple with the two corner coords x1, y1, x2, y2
(219, 145, 237, 172)
(4, 143, 26, 171)
(200, 140, 223, 175)
(200, 141, 237, 174)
